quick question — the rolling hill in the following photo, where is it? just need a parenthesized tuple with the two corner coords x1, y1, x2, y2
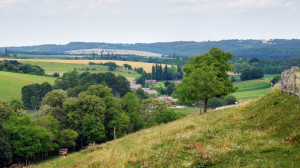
(33, 86, 300, 168)
(0, 71, 56, 101)
(2, 39, 300, 59)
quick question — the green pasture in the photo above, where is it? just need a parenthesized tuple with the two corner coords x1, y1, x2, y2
(16, 54, 81, 59)
(0, 71, 56, 101)
(19, 61, 141, 79)
(232, 74, 275, 100)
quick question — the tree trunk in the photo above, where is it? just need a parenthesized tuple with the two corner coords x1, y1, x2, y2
(199, 101, 202, 114)
(204, 99, 208, 113)
(114, 127, 117, 140)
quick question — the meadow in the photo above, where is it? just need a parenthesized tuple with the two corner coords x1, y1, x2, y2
(0, 58, 162, 73)
(232, 74, 275, 100)
(17, 60, 141, 80)
(33, 86, 300, 168)
(0, 71, 56, 101)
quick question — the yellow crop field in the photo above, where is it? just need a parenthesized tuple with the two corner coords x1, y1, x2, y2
(0, 59, 166, 73)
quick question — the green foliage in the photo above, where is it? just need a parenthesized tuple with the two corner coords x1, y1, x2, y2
(85, 85, 113, 98)
(135, 67, 144, 74)
(240, 68, 264, 81)
(82, 115, 106, 144)
(176, 47, 235, 112)
(0, 127, 13, 167)
(122, 92, 143, 132)
(0, 99, 14, 124)
(54, 71, 130, 97)
(21, 82, 52, 110)
(156, 108, 183, 124)
(271, 74, 281, 85)
(3, 116, 53, 160)
(63, 92, 106, 132)
(141, 98, 166, 124)
(36, 115, 62, 149)
(10, 98, 24, 112)
(60, 129, 78, 148)
(134, 88, 149, 100)
(0, 60, 45, 75)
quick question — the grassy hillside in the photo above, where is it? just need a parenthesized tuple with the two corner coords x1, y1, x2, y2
(34, 86, 300, 168)
(0, 71, 56, 101)
(18, 60, 141, 80)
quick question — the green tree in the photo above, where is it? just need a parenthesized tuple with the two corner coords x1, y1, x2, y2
(86, 85, 113, 98)
(122, 92, 143, 132)
(0, 126, 13, 167)
(176, 48, 235, 113)
(82, 115, 106, 144)
(0, 99, 14, 124)
(141, 98, 166, 124)
(3, 116, 53, 161)
(60, 129, 78, 148)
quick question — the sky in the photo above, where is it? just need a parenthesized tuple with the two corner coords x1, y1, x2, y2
(0, 0, 300, 47)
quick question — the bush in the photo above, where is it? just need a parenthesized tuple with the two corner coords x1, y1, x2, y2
(271, 75, 281, 85)
(223, 95, 237, 105)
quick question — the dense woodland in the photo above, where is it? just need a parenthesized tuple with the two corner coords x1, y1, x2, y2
(1, 39, 300, 59)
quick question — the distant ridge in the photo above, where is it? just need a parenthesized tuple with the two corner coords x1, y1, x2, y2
(1, 39, 300, 59)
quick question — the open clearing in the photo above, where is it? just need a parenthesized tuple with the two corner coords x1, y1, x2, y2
(0, 71, 56, 101)
(0, 58, 161, 73)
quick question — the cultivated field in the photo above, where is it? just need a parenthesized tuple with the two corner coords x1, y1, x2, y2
(65, 48, 163, 57)
(232, 74, 274, 100)
(0, 71, 56, 101)
(33, 86, 300, 168)
(17, 60, 141, 80)
(0, 58, 161, 73)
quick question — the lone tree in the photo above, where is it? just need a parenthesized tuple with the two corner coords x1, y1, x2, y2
(176, 47, 236, 113)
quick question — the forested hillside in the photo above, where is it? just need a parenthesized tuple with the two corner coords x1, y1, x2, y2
(1, 39, 300, 59)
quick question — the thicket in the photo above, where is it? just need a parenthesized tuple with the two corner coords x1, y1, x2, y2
(0, 60, 45, 75)
(240, 68, 264, 81)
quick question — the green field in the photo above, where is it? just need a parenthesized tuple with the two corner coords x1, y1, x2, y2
(19, 61, 141, 80)
(16, 54, 80, 59)
(33, 86, 300, 168)
(0, 71, 56, 101)
(232, 74, 275, 100)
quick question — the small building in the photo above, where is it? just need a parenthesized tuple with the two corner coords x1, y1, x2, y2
(130, 81, 142, 90)
(142, 88, 158, 95)
(145, 80, 157, 84)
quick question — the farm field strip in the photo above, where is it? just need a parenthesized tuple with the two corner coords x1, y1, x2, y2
(0, 58, 162, 73)
(16, 61, 140, 80)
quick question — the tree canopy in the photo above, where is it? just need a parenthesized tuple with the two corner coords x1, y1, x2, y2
(176, 47, 236, 113)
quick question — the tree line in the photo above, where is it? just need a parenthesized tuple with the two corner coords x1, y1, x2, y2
(136, 64, 184, 86)
(0, 60, 45, 75)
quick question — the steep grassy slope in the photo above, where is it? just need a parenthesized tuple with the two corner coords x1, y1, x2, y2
(0, 71, 56, 101)
(34, 87, 300, 168)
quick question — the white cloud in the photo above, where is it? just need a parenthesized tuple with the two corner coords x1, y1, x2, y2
(168, 0, 298, 13)
(0, 0, 31, 8)
(88, 0, 124, 9)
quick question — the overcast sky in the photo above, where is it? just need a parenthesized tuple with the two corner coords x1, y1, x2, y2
(0, 0, 300, 47)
